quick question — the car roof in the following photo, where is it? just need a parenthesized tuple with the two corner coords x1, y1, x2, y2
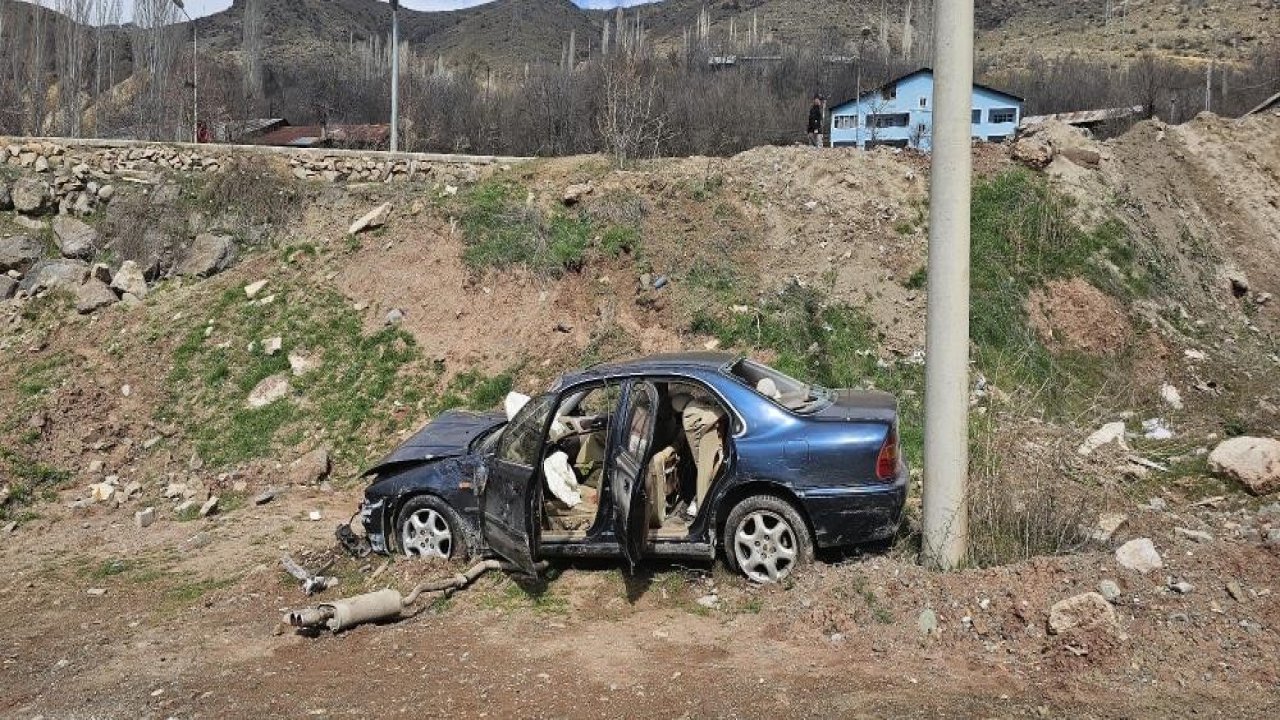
(559, 352, 741, 385)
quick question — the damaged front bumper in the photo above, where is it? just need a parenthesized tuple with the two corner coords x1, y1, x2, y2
(359, 498, 389, 555)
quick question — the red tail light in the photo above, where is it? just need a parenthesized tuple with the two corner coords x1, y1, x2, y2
(876, 426, 899, 481)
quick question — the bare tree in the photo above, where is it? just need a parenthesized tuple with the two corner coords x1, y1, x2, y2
(130, 0, 180, 139)
(242, 0, 264, 102)
(597, 51, 665, 168)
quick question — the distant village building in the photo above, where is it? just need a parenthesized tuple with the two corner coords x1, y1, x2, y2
(828, 68, 1024, 151)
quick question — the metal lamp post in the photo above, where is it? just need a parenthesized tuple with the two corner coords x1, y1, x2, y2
(390, 0, 400, 153)
(172, 0, 198, 143)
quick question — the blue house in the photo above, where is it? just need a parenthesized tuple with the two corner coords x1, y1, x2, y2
(828, 68, 1024, 151)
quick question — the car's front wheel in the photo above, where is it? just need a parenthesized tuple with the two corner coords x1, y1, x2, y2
(397, 495, 472, 561)
(723, 495, 813, 583)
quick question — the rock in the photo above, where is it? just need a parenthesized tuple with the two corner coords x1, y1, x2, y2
(174, 500, 196, 516)
(244, 280, 268, 298)
(263, 336, 282, 356)
(86, 588, 106, 597)
(1060, 146, 1101, 167)
(1011, 137, 1053, 169)
(308, 510, 323, 522)
(696, 594, 719, 609)
(134, 507, 156, 528)
(75, 279, 118, 314)
(163, 482, 187, 499)
(288, 348, 319, 376)
(33, 155, 48, 172)
(20, 259, 90, 293)
(11, 177, 51, 214)
(72, 192, 94, 216)
(1144, 497, 1167, 512)
(562, 183, 593, 205)
(247, 373, 290, 408)
(199, 496, 219, 518)
(917, 608, 938, 635)
(122, 481, 141, 498)
(1091, 512, 1128, 543)
(1160, 383, 1184, 411)
(1142, 418, 1174, 440)
(1048, 592, 1118, 634)
(1170, 580, 1195, 595)
(96, 184, 115, 202)
(1174, 527, 1213, 543)
(50, 217, 98, 260)
(1225, 268, 1250, 297)
(109, 260, 148, 299)
(0, 275, 16, 300)
(1098, 580, 1122, 603)
(1115, 538, 1163, 574)
(0, 235, 44, 273)
(89, 482, 115, 502)
(0, 183, 10, 210)
(288, 448, 331, 485)
(385, 308, 404, 325)
(348, 202, 392, 235)
(1077, 421, 1128, 456)
(1207, 437, 1280, 495)
(90, 263, 112, 284)
(1226, 581, 1246, 603)
(253, 488, 278, 505)
(175, 233, 236, 277)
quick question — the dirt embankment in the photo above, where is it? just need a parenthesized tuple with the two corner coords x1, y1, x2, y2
(1, 112, 1279, 717)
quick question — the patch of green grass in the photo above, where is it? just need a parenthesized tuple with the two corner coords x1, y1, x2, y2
(904, 266, 927, 290)
(159, 283, 426, 470)
(481, 578, 570, 615)
(0, 447, 71, 521)
(458, 181, 641, 275)
(161, 576, 237, 609)
(16, 353, 70, 397)
(89, 559, 133, 579)
(850, 573, 894, 624)
(429, 369, 515, 414)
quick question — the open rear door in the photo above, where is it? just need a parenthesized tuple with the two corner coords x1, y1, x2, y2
(610, 381, 658, 570)
(480, 393, 556, 575)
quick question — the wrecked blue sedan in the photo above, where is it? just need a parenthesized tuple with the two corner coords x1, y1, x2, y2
(359, 353, 906, 583)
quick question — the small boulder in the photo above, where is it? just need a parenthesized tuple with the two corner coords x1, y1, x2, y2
(1048, 592, 1118, 634)
(288, 348, 319, 376)
(75, 279, 117, 314)
(0, 183, 11, 210)
(1160, 383, 1184, 411)
(1060, 146, 1101, 168)
(1011, 137, 1053, 169)
(109, 260, 148, 299)
(175, 233, 236, 277)
(134, 507, 156, 528)
(51, 217, 100, 260)
(89, 483, 116, 502)
(11, 177, 51, 215)
(1098, 580, 1122, 603)
(0, 235, 44, 274)
(1077, 421, 1128, 456)
(917, 608, 939, 635)
(90, 263, 112, 284)
(1174, 527, 1213, 543)
(247, 373, 290, 408)
(20, 259, 90, 294)
(348, 202, 392, 235)
(1208, 437, 1280, 495)
(1090, 512, 1128, 543)
(262, 336, 283, 356)
(385, 308, 404, 325)
(0, 275, 16, 300)
(562, 183, 593, 205)
(288, 448, 331, 485)
(199, 496, 219, 518)
(1115, 537, 1163, 574)
(243, 279, 268, 298)
(96, 184, 115, 202)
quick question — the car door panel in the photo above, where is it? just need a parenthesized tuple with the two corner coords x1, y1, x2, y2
(480, 393, 556, 575)
(610, 381, 659, 569)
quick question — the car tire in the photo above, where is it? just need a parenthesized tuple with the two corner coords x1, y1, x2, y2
(723, 494, 814, 583)
(396, 495, 474, 561)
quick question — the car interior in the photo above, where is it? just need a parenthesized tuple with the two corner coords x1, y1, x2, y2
(729, 358, 827, 412)
(541, 380, 731, 542)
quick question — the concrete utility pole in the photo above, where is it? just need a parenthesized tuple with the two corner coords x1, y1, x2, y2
(172, 0, 197, 143)
(921, 0, 973, 570)
(390, 0, 400, 153)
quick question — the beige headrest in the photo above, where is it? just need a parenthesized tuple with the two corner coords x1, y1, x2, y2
(756, 378, 781, 400)
(671, 394, 692, 413)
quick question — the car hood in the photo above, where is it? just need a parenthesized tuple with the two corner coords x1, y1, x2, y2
(809, 389, 898, 424)
(365, 409, 505, 474)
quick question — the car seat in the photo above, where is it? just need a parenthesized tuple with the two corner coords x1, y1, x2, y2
(645, 446, 680, 529)
(671, 394, 726, 510)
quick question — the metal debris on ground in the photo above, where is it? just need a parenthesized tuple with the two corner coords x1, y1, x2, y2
(281, 554, 338, 596)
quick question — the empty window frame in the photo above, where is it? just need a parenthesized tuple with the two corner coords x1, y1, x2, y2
(833, 115, 858, 129)
(971, 109, 982, 124)
(868, 113, 910, 128)
(989, 107, 1018, 124)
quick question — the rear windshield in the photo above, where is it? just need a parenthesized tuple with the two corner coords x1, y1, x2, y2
(729, 359, 831, 413)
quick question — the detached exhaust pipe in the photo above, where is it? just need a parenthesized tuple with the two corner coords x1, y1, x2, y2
(284, 559, 547, 633)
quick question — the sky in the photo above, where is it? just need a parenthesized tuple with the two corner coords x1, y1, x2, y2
(96, 0, 658, 23)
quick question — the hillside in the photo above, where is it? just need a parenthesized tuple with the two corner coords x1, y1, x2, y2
(1, 111, 1279, 714)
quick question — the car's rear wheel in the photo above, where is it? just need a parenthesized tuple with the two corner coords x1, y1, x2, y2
(397, 495, 471, 561)
(723, 495, 813, 583)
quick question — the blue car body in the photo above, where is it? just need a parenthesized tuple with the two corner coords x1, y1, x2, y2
(361, 352, 906, 569)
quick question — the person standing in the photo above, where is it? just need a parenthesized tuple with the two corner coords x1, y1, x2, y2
(807, 95, 826, 147)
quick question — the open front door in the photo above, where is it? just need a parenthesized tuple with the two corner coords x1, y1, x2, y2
(610, 381, 658, 570)
(480, 393, 556, 575)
